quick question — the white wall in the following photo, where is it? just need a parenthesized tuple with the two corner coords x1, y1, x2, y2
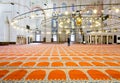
(0, 4, 12, 42)
(0, 0, 31, 42)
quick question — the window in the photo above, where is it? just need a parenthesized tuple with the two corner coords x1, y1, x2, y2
(71, 4, 75, 11)
(53, 3, 56, 11)
(62, 2, 67, 12)
(71, 19, 75, 29)
(53, 20, 57, 27)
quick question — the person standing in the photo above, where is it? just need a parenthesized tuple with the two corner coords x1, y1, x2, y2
(67, 37, 70, 46)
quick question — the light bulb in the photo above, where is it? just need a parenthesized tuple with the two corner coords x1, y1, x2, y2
(65, 11, 68, 15)
(93, 9, 97, 14)
(115, 8, 119, 13)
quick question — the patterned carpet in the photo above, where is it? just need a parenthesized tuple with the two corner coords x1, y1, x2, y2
(0, 44, 120, 82)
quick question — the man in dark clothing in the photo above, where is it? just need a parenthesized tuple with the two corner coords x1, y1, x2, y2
(67, 37, 70, 46)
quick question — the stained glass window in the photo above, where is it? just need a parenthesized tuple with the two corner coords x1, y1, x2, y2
(71, 4, 75, 11)
(62, 2, 67, 12)
(53, 3, 56, 11)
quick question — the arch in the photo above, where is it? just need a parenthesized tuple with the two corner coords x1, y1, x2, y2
(8, 62, 22, 66)
(0, 70, 9, 78)
(61, 2, 67, 12)
(39, 57, 48, 60)
(4, 70, 27, 80)
(71, 4, 75, 11)
(16, 57, 27, 60)
(0, 62, 9, 66)
(22, 62, 36, 66)
(69, 70, 88, 80)
(62, 57, 71, 60)
(26, 70, 46, 80)
(72, 57, 81, 60)
(52, 52, 58, 56)
(0, 57, 7, 60)
(53, 3, 56, 11)
(28, 57, 37, 60)
(93, 57, 104, 60)
(48, 70, 66, 80)
(51, 62, 63, 66)
(83, 57, 93, 60)
(92, 62, 106, 66)
(88, 69, 110, 80)
(106, 69, 120, 80)
(66, 62, 78, 66)
(104, 62, 120, 66)
(60, 53, 67, 56)
(7, 57, 16, 60)
(103, 57, 114, 60)
(79, 62, 92, 66)
(50, 57, 60, 60)
(118, 62, 120, 65)
(37, 62, 49, 66)
(44, 52, 50, 56)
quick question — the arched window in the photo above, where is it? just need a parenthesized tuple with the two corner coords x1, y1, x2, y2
(52, 19, 57, 28)
(62, 2, 67, 12)
(35, 30, 41, 42)
(71, 4, 75, 11)
(53, 3, 56, 11)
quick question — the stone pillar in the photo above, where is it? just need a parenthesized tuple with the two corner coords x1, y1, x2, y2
(101, 35, 103, 44)
(84, 35, 86, 43)
(87, 35, 89, 44)
(90, 35, 92, 44)
(112, 35, 114, 44)
(107, 35, 108, 44)
(95, 35, 97, 45)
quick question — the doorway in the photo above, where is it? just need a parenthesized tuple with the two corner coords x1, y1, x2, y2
(35, 30, 41, 42)
(53, 34, 57, 42)
(36, 34, 41, 41)
(70, 34, 75, 42)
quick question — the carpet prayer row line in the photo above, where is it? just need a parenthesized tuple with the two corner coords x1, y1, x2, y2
(0, 61, 120, 67)
(0, 69, 120, 80)
(0, 56, 120, 60)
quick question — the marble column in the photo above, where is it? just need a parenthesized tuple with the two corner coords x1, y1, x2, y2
(101, 35, 103, 44)
(107, 35, 108, 44)
(95, 35, 97, 45)
(90, 35, 92, 44)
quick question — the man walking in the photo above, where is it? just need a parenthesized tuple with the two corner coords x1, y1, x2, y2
(67, 37, 70, 46)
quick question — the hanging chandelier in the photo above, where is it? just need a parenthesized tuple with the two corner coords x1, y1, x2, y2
(76, 17, 82, 25)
